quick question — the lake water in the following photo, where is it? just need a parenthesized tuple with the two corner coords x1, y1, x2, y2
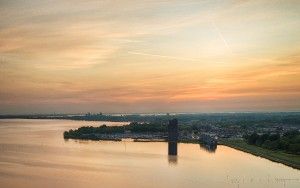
(0, 119, 299, 188)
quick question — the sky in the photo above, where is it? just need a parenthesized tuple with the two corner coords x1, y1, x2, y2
(0, 0, 300, 114)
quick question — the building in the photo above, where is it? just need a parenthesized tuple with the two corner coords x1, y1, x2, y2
(168, 119, 178, 155)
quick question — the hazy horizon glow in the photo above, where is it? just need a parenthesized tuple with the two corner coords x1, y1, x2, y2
(1, 0, 300, 114)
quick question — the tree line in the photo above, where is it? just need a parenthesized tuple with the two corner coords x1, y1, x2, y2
(244, 130, 300, 155)
(64, 122, 167, 139)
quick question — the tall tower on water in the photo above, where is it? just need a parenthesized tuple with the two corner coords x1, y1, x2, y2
(168, 119, 178, 155)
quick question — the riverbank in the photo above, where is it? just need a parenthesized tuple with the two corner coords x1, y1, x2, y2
(219, 139, 300, 170)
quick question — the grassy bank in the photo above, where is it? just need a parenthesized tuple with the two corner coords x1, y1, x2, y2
(219, 139, 300, 170)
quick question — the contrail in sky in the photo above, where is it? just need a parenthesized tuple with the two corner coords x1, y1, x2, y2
(209, 0, 233, 54)
(128, 51, 198, 61)
(210, 21, 233, 54)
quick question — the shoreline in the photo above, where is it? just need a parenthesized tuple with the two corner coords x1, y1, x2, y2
(64, 137, 202, 144)
(65, 136, 299, 170)
(219, 139, 300, 170)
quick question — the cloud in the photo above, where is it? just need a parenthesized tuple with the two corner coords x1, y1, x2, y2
(0, 0, 299, 113)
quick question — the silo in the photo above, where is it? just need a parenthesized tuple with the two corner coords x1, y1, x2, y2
(168, 119, 178, 155)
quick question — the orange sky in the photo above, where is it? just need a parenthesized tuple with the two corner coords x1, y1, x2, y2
(0, 0, 300, 114)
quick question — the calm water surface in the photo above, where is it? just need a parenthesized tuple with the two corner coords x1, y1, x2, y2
(0, 119, 299, 188)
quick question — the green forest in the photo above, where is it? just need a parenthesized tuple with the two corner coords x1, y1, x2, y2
(244, 131, 300, 155)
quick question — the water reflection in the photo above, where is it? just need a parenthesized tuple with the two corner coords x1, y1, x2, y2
(168, 155, 178, 165)
(199, 143, 217, 153)
(1, 119, 300, 188)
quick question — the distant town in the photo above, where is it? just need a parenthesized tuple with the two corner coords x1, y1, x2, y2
(1, 112, 300, 169)
(1, 112, 299, 139)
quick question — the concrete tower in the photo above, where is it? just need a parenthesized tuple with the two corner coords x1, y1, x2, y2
(168, 119, 178, 155)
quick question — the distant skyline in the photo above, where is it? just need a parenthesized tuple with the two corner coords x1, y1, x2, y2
(1, 0, 300, 114)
